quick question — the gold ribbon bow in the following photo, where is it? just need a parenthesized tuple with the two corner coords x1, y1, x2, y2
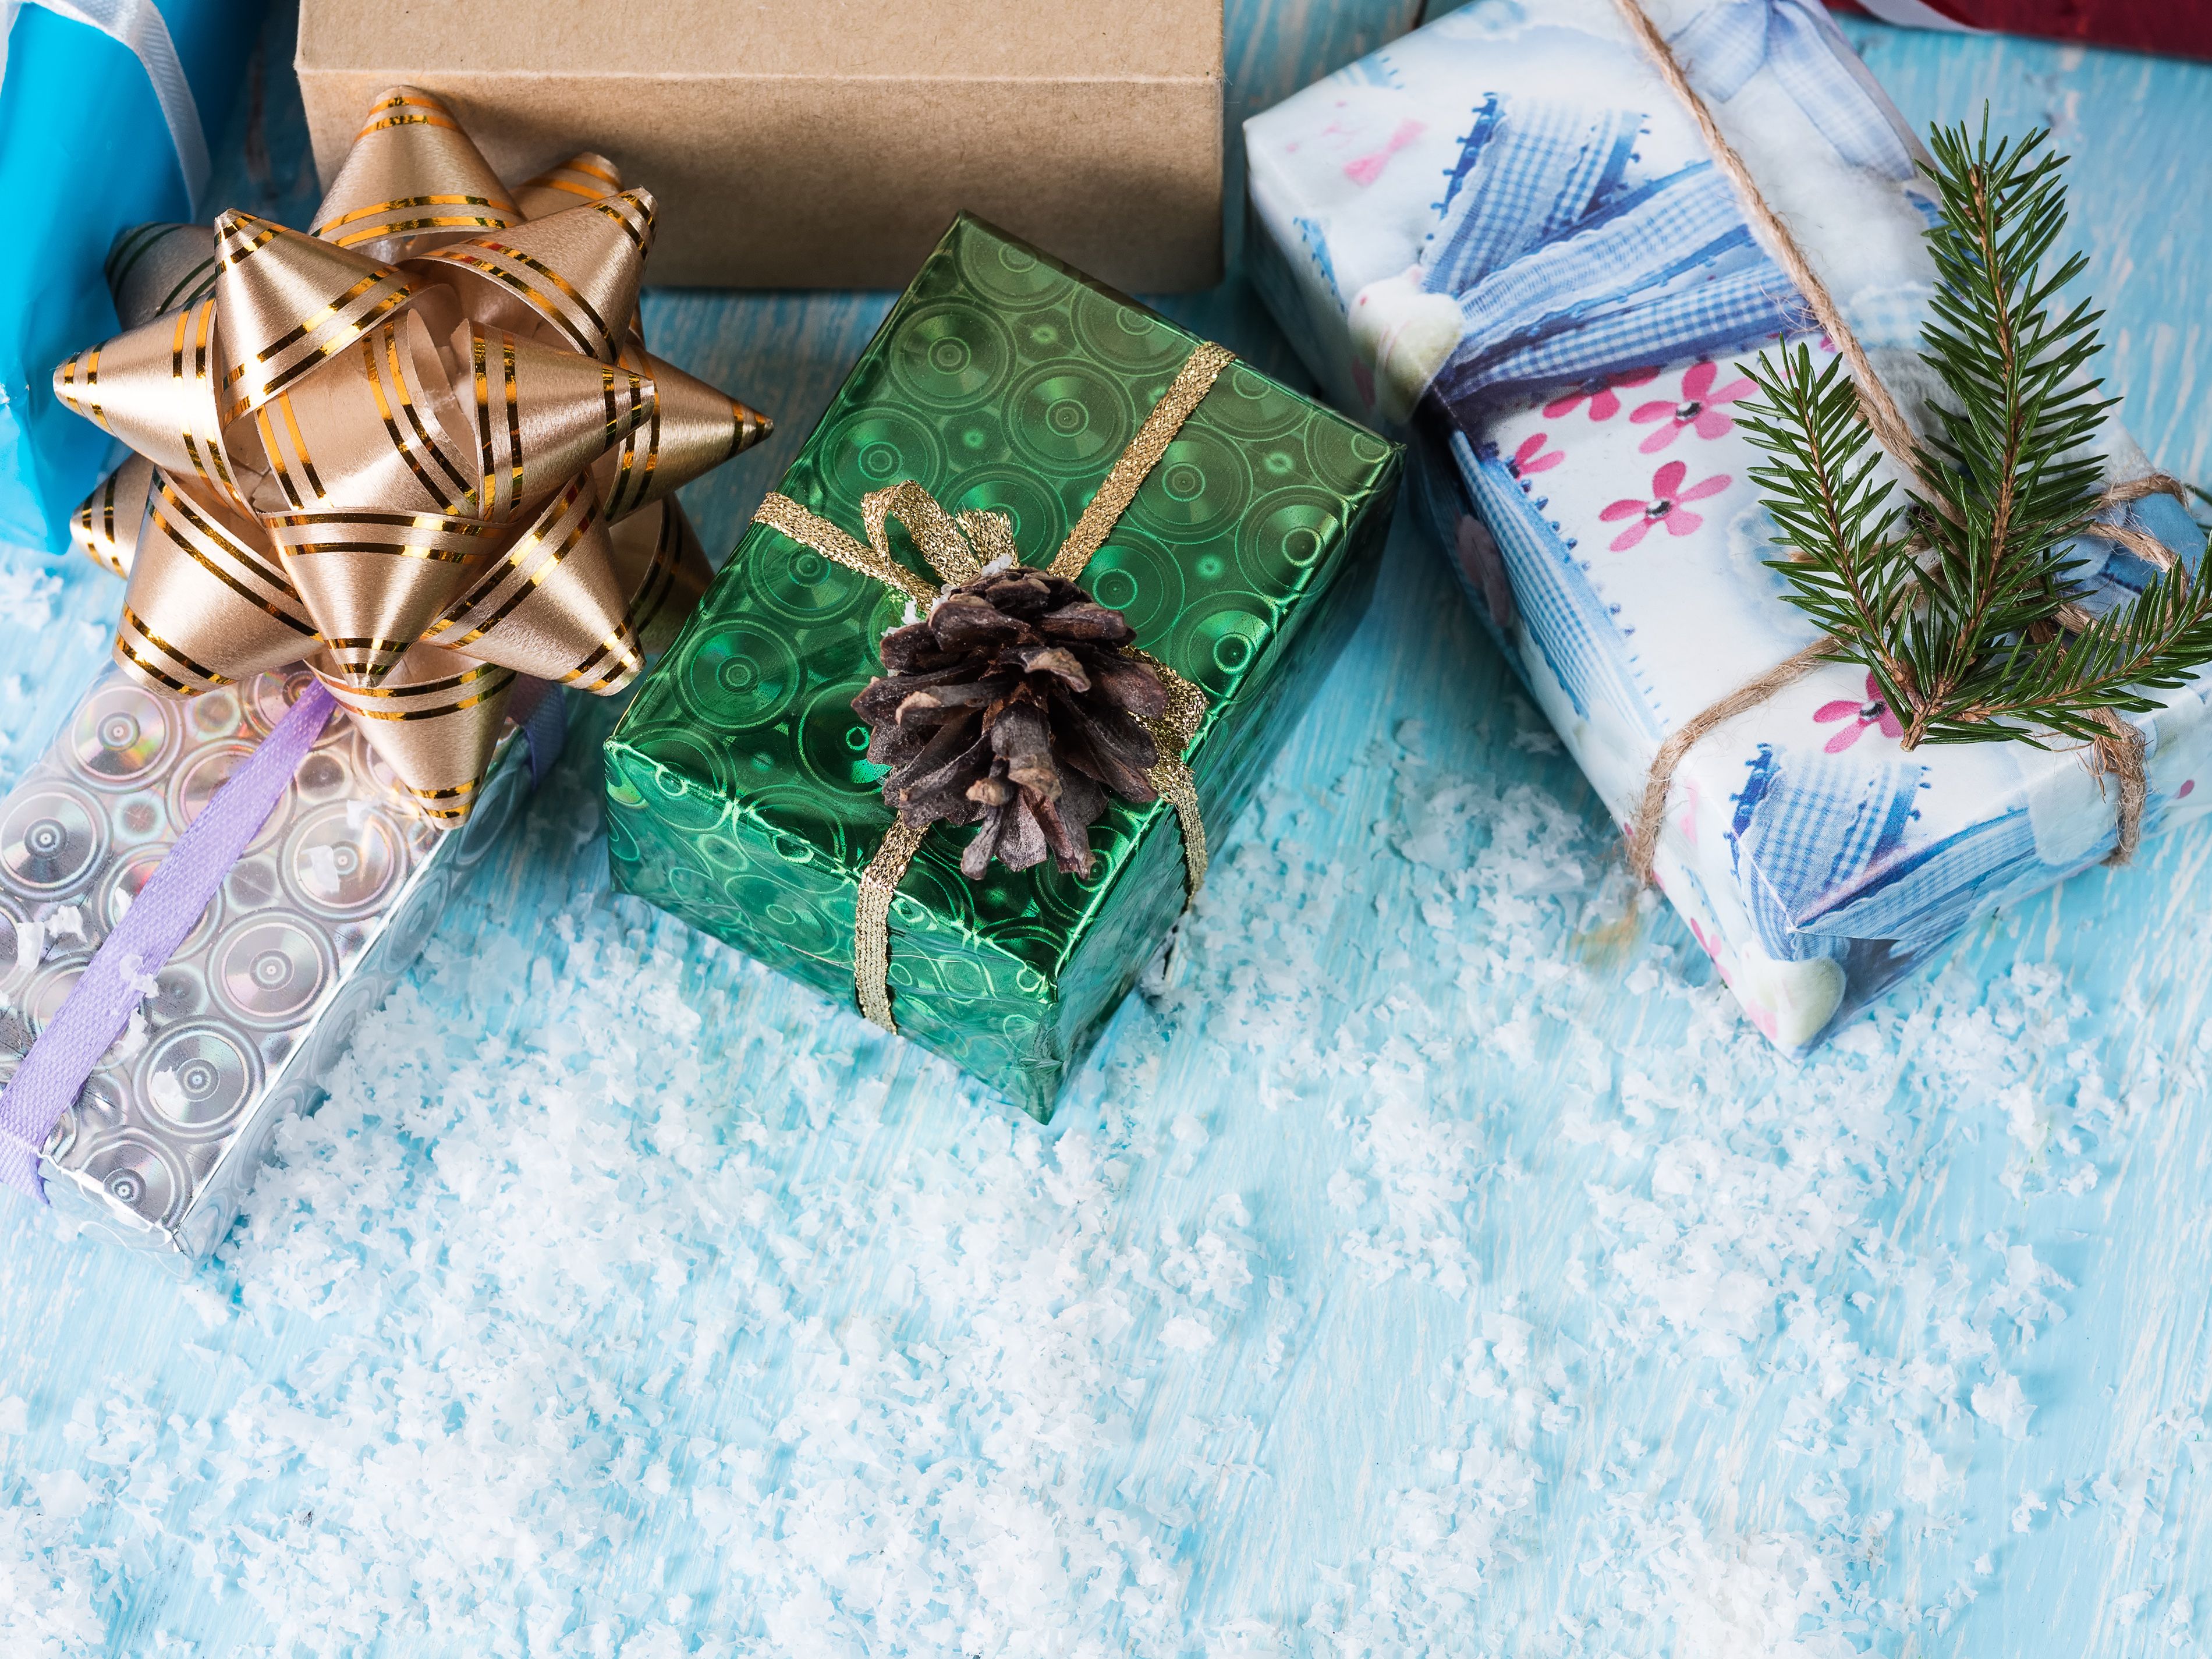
(53, 87, 771, 821)
(751, 340, 1235, 1032)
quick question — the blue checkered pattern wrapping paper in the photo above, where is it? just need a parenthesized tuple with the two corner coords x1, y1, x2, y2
(1245, 0, 2209, 1051)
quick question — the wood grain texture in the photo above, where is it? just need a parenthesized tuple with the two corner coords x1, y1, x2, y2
(1, 3, 2210, 1653)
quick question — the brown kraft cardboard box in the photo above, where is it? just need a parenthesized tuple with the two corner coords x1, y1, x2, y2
(295, 0, 1225, 292)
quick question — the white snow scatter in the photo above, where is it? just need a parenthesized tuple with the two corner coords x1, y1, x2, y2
(0, 658, 2195, 1657)
(33, 904, 1206, 1658)
(144, 1069, 189, 1119)
(1972, 1373, 2037, 1441)
(301, 843, 345, 899)
(1623, 1513, 1864, 1659)
(0, 1498, 106, 1659)
(1306, 1427, 1541, 1651)
(0, 565, 59, 634)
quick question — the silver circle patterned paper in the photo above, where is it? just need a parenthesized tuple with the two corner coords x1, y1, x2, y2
(1, 666, 455, 1240)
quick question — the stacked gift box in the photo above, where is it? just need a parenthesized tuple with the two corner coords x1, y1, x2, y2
(3, 0, 2209, 1269)
(0, 40, 770, 1265)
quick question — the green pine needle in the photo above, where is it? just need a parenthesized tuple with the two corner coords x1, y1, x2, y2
(1739, 114, 2212, 751)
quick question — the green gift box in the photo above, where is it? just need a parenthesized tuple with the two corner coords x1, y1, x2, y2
(604, 215, 1401, 1116)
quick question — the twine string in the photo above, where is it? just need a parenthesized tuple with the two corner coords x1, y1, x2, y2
(1612, 0, 2171, 882)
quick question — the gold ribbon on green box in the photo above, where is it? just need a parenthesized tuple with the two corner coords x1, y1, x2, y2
(750, 341, 1234, 1031)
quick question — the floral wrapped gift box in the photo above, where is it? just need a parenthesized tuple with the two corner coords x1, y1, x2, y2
(607, 215, 1402, 1116)
(1245, 0, 2206, 1051)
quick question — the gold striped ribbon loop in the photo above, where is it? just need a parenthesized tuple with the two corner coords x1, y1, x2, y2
(749, 339, 1237, 1033)
(49, 86, 771, 825)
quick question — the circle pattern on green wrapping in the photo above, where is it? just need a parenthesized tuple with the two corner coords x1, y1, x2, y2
(740, 780, 857, 870)
(1069, 285, 1185, 373)
(956, 229, 1064, 307)
(623, 732, 738, 832)
(1303, 417, 1398, 487)
(820, 406, 946, 506)
(1238, 488, 1347, 587)
(611, 217, 1400, 1080)
(888, 300, 1016, 409)
(1079, 539, 1186, 640)
(1122, 429, 1250, 544)
(719, 868, 844, 960)
(1203, 363, 1310, 442)
(1010, 363, 1136, 474)
(725, 538, 876, 634)
(891, 853, 983, 936)
(678, 622, 802, 732)
(1172, 590, 1279, 688)
(797, 684, 894, 802)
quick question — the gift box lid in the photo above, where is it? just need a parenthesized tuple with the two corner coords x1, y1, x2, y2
(295, 0, 1226, 290)
(298, 0, 1220, 79)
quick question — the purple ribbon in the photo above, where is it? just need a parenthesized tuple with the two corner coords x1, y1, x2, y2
(0, 676, 568, 1203)
(0, 682, 336, 1200)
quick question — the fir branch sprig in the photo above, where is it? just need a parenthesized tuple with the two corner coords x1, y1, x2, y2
(1739, 115, 2212, 750)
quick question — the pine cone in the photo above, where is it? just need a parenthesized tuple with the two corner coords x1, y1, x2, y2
(853, 565, 1169, 879)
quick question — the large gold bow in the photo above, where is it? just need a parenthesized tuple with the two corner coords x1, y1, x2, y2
(751, 341, 1231, 1032)
(52, 88, 770, 822)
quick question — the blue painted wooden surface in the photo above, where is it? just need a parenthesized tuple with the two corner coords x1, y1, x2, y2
(2, 3, 2212, 1654)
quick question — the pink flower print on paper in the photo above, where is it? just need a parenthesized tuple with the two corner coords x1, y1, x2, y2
(1508, 433, 1562, 478)
(1813, 672, 1903, 753)
(1342, 118, 1426, 186)
(1598, 459, 1731, 550)
(1629, 360, 1754, 453)
(1542, 366, 1660, 423)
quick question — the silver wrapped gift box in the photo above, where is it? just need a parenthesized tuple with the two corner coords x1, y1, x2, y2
(0, 667, 545, 1269)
